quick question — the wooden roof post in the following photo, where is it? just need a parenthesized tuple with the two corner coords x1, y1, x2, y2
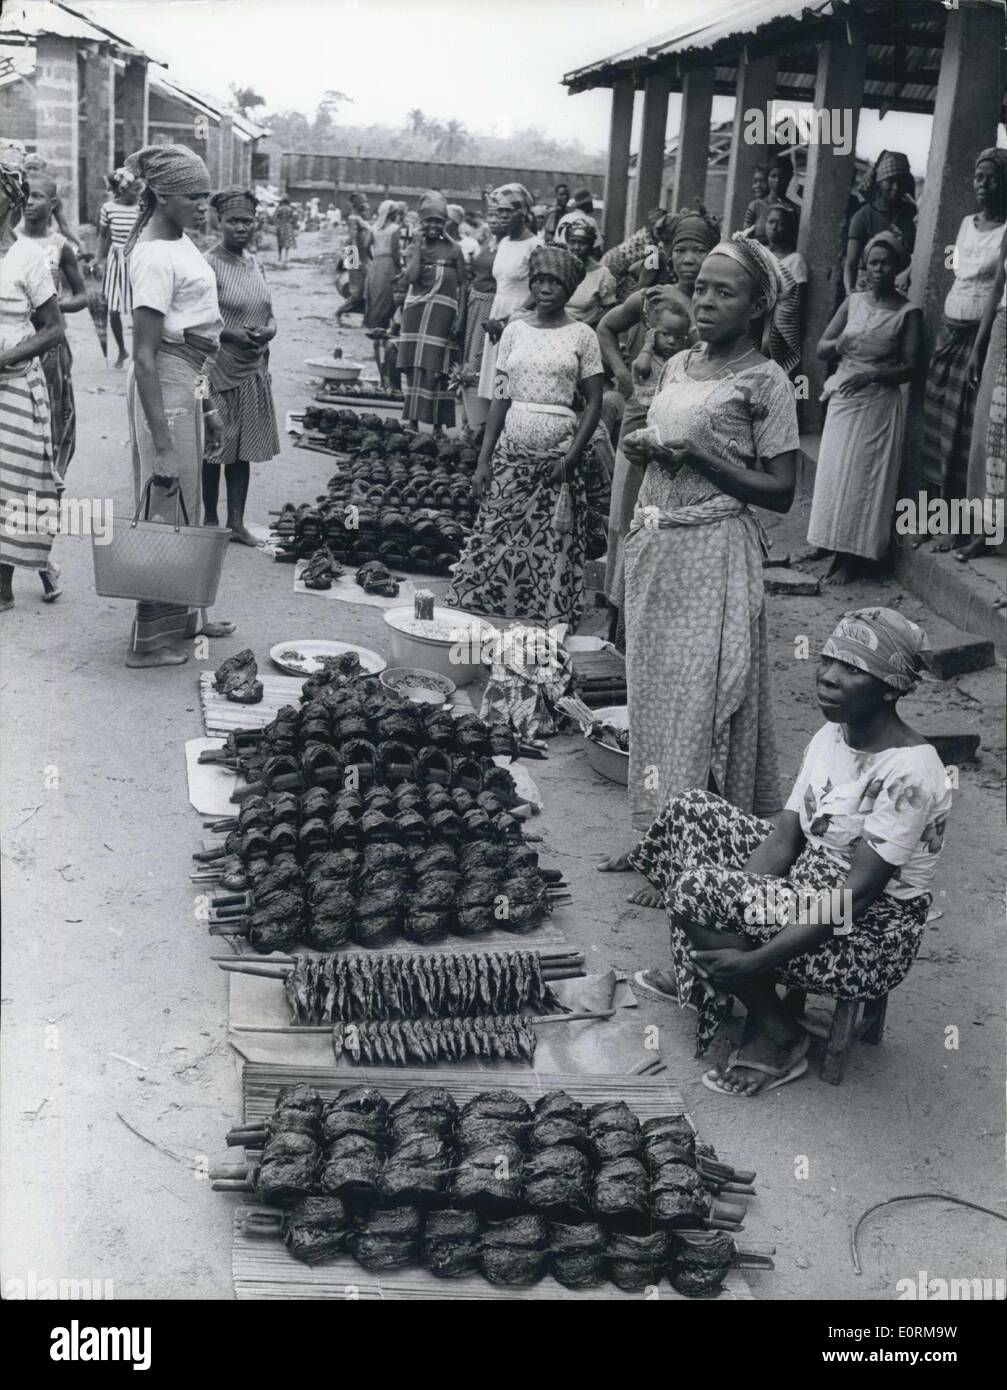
(34, 34, 80, 227)
(796, 24, 867, 429)
(119, 58, 149, 165)
(603, 77, 634, 249)
(903, 0, 1005, 498)
(723, 50, 777, 236)
(80, 42, 115, 225)
(633, 70, 671, 231)
(672, 64, 714, 213)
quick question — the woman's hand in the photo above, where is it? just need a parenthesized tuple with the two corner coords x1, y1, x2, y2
(484, 318, 506, 344)
(151, 444, 180, 496)
(614, 367, 633, 401)
(549, 451, 577, 487)
(246, 324, 275, 345)
(654, 437, 691, 475)
(621, 429, 652, 465)
(223, 327, 260, 352)
(837, 370, 874, 397)
(965, 348, 984, 391)
(688, 947, 763, 990)
(473, 460, 492, 499)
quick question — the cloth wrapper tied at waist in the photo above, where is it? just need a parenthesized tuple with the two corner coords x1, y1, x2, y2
(629, 492, 770, 556)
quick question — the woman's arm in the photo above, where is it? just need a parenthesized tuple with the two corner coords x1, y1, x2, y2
(837, 305, 922, 396)
(53, 201, 82, 252)
(597, 292, 643, 396)
(131, 305, 176, 483)
(404, 238, 425, 287)
(555, 373, 604, 482)
(473, 392, 511, 497)
(843, 235, 864, 296)
(652, 440, 797, 513)
(57, 243, 88, 314)
(391, 227, 402, 272)
(966, 225, 1007, 387)
(95, 222, 112, 266)
(816, 298, 850, 360)
(743, 810, 806, 877)
(0, 296, 64, 370)
(748, 842, 899, 972)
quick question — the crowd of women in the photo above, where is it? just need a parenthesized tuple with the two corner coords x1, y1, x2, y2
(0, 132, 997, 1093)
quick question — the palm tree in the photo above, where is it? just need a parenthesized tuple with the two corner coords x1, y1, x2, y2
(434, 119, 470, 162)
(228, 84, 266, 117)
(406, 108, 427, 136)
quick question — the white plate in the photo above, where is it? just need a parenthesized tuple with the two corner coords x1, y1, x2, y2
(269, 640, 386, 677)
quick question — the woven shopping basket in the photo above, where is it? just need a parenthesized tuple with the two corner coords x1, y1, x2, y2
(93, 480, 229, 607)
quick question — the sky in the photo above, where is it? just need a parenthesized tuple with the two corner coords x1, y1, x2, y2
(74, 0, 939, 171)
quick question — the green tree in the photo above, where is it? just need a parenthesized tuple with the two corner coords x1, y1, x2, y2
(229, 84, 266, 117)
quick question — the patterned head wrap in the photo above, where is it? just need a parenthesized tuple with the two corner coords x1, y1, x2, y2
(0, 140, 29, 216)
(418, 190, 448, 220)
(664, 204, 720, 250)
(560, 211, 597, 245)
(446, 204, 465, 225)
(864, 228, 911, 273)
(487, 182, 532, 213)
(372, 199, 397, 231)
(868, 150, 914, 201)
(974, 147, 1007, 220)
(123, 144, 211, 255)
(764, 198, 799, 243)
(822, 608, 931, 694)
(528, 245, 585, 298)
(706, 231, 782, 310)
(210, 188, 256, 218)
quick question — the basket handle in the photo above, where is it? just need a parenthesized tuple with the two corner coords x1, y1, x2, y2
(133, 478, 191, 532)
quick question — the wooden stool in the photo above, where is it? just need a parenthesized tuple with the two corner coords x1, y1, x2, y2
(783, 989, 889, 1085)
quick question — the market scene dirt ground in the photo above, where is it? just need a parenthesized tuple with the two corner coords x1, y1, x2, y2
(2, 231, 1003, 1300)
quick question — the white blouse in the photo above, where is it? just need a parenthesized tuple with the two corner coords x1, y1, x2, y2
(944, 215, 1004, 323)
(129, 233, 222, 344)
(0, 235, 55, 352)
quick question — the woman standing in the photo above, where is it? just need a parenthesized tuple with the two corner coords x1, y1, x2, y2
(742, 165, 771, 242)
(203, 189, 280, 547)
(398, 191, 466, 433)
(763, 201, 807, 378)
(961, 228, 1007, 567)
(122, 144, 229, 669)
(364, 200, 401, 331)
(458, 211, 499, 435)
(597, 207, 718, 631)
(447, 246, 605, 630)
(563, 217, 618, 327)
(844, 151, 916, 296)
(598, 235, 799, 895)
(476, 184, 540, 411)
(96, 167, 141, 367)
(274, 196, 298, 264)
(920, 148, 1007, 551)
(19, 174, 87, 480)
(336, 193, 371, 320)
(0, 155, 66, 611)
(806, 232, 922, 584)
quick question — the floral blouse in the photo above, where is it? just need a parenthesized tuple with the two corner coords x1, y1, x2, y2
(784, 723, 951, 900)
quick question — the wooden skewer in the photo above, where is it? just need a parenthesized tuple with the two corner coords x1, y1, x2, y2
(704, 1218, 744, 1232)
(710, 1199, 746, 1225)
(231, 1008, 616, 1035)
(211, 1178, 255, 1192)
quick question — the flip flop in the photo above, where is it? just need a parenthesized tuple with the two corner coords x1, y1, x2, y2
(702, 1042, 810, 1097)
(632, 969, 680, 1001)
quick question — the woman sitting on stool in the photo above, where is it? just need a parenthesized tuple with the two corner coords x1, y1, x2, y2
(630, 608, 950, 1097)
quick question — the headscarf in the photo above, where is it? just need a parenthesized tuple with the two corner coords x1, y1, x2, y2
(821, 608, 931, 695)
(706, 231, 782, 310)
(446, 203, 465, 226)
(373, 198, 397, 231)
(664, 204, 720, 251)
(867, 150, 914, 202)
(863, 228, 911, 273)
(974, 147, 1007, 221)
(107, 165, 138, 198)
(559, 211, 596, 245)
(123, 143, 211, 255)
(210, 188, 256, 218)
(487, 182, 532, 213)
(418, 190, 448, 220)
(764, 198, 799, 245)
(528, 244, 584, 298)
(0, 140, 29, 216)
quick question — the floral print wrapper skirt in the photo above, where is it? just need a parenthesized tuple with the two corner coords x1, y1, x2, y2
(629, 789, 930, 1055)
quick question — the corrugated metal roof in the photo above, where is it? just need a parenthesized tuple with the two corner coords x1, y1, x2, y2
(0, 1, 147, 57)
(149, 66, 270, 140)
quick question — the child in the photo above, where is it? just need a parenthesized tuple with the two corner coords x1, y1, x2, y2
(630, 287, 693, 410)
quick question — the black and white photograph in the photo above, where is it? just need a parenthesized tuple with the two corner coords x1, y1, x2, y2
(0, 0, 1004, 1352)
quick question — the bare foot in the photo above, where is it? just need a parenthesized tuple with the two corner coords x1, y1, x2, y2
(634, 969, 679, 999)
(196, 619, 236, 638)
(40, 568, 62, 603)
(930, 537, 958, 553)
(113, 354, 128, 369)
(795, 546, 830, 563)
(953, 537, 987, 562)
(0, 595, 13, 613)
(627, 885, 664, 908)
(596, 847, 637, 872)
(203, 513, 220, 528)
(229, 525, 265, 548)
(125, 645, 189, 668)
(823, 558, 859, 586)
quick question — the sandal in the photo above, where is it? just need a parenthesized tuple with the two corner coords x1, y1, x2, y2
(702, 1041, 810, 1098)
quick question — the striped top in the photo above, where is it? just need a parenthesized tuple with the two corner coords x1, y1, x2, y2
(98, 200, 140, 247)
(204, 244, 273, 390)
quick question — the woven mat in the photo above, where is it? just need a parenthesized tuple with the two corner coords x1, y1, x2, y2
(198, 671, 307, 735)
(229, 1068, 751, 1301)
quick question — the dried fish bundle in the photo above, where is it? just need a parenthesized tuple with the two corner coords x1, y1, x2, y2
(331, 1015, 538, 1066)
(257, 1086, 323, 1204)
(668, 1229, 736, 1296)
(649, 1162, 713, 1228)
(422, 1208, 481, 1278)
(606, 1230, 671, 1291)
(549, 1221, 608, 1288)
(479, 1214, 549, 1286)
(347, 1204, 422, 1270)
(281, 1196, 348, 1264)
